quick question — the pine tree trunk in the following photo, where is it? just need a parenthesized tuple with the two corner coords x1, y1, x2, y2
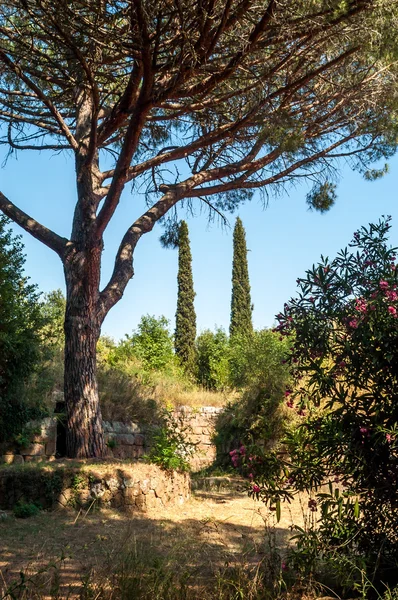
(63, 245, 105, 458)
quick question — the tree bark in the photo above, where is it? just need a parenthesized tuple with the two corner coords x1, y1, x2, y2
(63, 243, 105, 458)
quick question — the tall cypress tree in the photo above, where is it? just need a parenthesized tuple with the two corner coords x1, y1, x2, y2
(175, 220, 196, 369)
(230, 217, 253, 339)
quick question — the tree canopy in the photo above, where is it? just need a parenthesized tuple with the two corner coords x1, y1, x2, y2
(1, 1, 398, 271)
(1, 0, 398, 457)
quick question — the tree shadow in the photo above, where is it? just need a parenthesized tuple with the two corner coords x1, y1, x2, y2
(0, 479, 295, 598)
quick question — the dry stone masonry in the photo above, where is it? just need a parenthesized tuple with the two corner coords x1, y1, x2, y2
(0, 462, 190, 513)
(0, 406, 223, 471)
(0, 418, 57, 465)
(173, 406, 223, 471)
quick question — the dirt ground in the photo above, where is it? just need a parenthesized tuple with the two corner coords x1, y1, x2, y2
(0, 481, 311, 598)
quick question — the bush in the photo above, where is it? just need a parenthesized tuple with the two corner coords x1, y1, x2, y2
(0, 216, 46, 443)
(214, 330, 291, 464)
(148, 409, 195, 471)
(254, 218, 398, 588)
(195, 328, 230, 391)
(13, 501, 41, 519)
(111, 315, 179, 375)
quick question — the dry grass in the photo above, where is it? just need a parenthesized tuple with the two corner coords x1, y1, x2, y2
(98, 366, 230, 423)
(0, 478, 311, 599)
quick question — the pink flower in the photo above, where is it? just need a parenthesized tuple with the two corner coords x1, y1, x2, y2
(284, 390, 292, 397)
(281, 561, 288, 571)
(229, 449, 238, 456)
(388, 306, 397, 316)
(252, 485, 260, 493)
(380, 280, 389, 290)
(387, 291, 398, 301)
(355, 299, 367, 313)
(248, 473, 254, 479)
(348, 319, 358, 329)
(239, 445, 246, 455)
(386, 433, 393, 443)
(359, 426, 370, 437)
(286, 400, 294, 409)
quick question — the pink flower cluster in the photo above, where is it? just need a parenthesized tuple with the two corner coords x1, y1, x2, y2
(229, 445, 246, 468)
(355, 299, 367, 313)
(386, 290, 398, 302)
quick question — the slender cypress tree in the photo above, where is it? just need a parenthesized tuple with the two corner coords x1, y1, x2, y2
(175, 221, 196, 369)
(230, 217, 253, 339)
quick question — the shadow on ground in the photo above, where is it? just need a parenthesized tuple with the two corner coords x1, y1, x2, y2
(0, 483, 299, 599)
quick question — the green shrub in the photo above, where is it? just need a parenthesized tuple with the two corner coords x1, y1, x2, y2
(13, 501, 41, 519)
(214, 330, 291, 464)
(253, 218, 398, 589)
(195, 328, 230, 391)
(0, 216, 47, 443)
(112, 315, 177, 373)
(148, 410, 195, 471)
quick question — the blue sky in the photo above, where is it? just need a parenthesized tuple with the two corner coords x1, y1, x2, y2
(1, 148, 398, 341)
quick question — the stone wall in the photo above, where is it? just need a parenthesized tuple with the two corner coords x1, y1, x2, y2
(0, 462, 190, 513)
(0, 418, 57, 465)
(1, 406, 223, 471)
(174, 406, 223, 471)
(103, 420, 146, 459)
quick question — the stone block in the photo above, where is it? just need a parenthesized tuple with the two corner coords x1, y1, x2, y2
(0, 454, 24, 465)
(117, 433, 135, 446)
(20, 443, 45, 457)
(140, 478, 150, 494)
(134, 446, 145, 458)
(146, 489, 157, 509)
(123, 446, 136, 459)
(28, 417, 57, 444)
(45, 438, 57, 456)
(135, 494, 146, 510)
(134, 434, 145, 446)
(104, 476, 119, 493)
(124, 484, 141, 503)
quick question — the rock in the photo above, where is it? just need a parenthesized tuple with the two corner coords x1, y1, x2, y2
(135, 494, 146, 510)
(117, 434, 135, 446)
(45, 439, 57, 456)
(19, 443, 45, 457)
(134, 434, 145, 446)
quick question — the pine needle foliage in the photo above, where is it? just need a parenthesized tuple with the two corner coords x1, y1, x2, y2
(230, 218, 253, 339)
(175, 221, 196, 371)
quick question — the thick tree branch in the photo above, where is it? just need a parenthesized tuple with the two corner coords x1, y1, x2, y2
(0, 192, 69, 258)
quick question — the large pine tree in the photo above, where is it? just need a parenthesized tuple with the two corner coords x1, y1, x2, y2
(230, 218, 253, 339)
(175, 221, 196, 370)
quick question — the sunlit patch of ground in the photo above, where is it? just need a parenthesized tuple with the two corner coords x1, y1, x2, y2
(0, 481, 311, 598)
